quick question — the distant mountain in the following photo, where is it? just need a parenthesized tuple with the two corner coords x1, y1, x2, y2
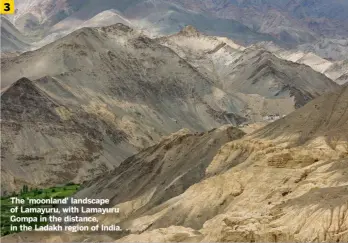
(0, 17, 31, 52)
(6, 0, 281, 50)
(29, 9, 135, 50)
(12, 0, 83, 35)
(163, 0, 348, 60)
(12, 0, 275, 41)
(158, 26, 339, 108)
(9, 0, 348, 60)
(324, 60, 348, 85)
(165, 0, 348, 40)
(298, 38, 348, 61)
(254, 42, 348, 85)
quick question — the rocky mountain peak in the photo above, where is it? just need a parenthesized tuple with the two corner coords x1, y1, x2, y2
(100, 23, 134, 35)
(179, 25, 201, 37)
(1, 77, 61, 122)
(2, 77, 38, 96)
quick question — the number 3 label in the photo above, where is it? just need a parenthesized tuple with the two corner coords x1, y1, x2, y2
(0, 0, 15, 14)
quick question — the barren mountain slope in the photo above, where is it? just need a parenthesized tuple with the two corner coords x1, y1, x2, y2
(1, 24, 259, 194)
(1, 24, 335, 195)
(157, 26, 246, 85)
(251, 85, 348, 149)
(158, 27, 339, 110)
(5, 87, 347, 242)
(11, 0, 279, 49)
(165, 0, 348, 41)
(335, 74, 348, 86)
(1, 24, 261, 128)
(226, 48, 340, 108)
(1, 17, 31, 52)
(324, 60, 348, 85)
(29, 9, 135, 50)
(255, 42, 333, 73)
(11, 0, 348, 60)
(0, 77, 137, 195)
(77, 125, 245, 214)
(3, 24, 335, 131)
(162, 0, 348, 61)
(298, 38, 348, 61)
(254, 42, 348, 84)
(96, 88, 348, 242)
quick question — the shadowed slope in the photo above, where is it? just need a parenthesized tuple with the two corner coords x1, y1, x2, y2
(250, 85, 348, 148)
(77, 126, 245, 212)
(1, 77, 135, 195)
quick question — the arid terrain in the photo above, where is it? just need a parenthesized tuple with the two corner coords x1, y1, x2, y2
(1, 1, 347, 242)
(2, 85, 348, 243)
(1, 24, 340, 195)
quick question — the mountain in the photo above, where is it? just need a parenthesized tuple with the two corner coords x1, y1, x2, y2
(217, 48, 338, 107)
(9, 0, 348, 60)
(1, 25, 338, 123)
(255, 42, 333, 72)
(9, 0, 310, 54)
(67, 86, 348, 243)
(324, 60, 348, 85)
(0, 17, 31, 52)
(251, 85, 348, 148)
(12, 0, 278, 44)
(11, 0, 83, 35)
(165, 0, 348, 40)
(5, 86, 347, 242)
(163, 0, 348, 60)
(1, 77, 136, 195)
(336, 73, 348, 85)
(78, 125, 246, 212)
(1, 24, 339, 196)
(106, 87, 347, 242)
(1, 2, 347, 242)
(158, 26, 339, 108)
(29, 9, 135, 51)
(298, 38, 348, 61)
(254, 42, 348, 85)
(1, 24, 262, 194)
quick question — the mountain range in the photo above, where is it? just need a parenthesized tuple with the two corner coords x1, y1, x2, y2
(2, 0, 348, 61)
(2, 24, 341, 195)
(167, 0, 348, 38)
(1, 1, 347, 242)
(0, 17, 31, 53)
(79, 86, 348, 242)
